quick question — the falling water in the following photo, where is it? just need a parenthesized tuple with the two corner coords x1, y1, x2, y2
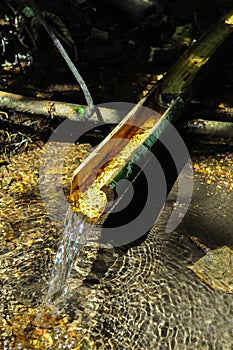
(46, 209, 99, 303)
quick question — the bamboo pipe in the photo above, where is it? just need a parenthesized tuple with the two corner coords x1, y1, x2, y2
(70, 10, 233, 222)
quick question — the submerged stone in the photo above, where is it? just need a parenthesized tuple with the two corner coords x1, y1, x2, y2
(188, 246, 233, 294)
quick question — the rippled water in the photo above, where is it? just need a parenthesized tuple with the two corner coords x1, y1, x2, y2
(0, 144, 232, 350)
(42, 146, 233, 350)
(86, 149, 233, 350)
(92, 228, 233, 350)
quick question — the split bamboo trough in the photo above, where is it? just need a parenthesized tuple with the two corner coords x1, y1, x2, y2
(70, 10, 233, 223)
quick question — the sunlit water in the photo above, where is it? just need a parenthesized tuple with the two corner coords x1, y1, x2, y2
(46, 209, 98, 303)
(41, 148, 233, 349)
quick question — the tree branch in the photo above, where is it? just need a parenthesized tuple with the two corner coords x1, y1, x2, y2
(0, 91, 121, 123)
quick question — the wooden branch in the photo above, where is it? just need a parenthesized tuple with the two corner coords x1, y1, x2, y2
(186, 103, 233, 122)
(0, 91, 121, 123)
(28, 0, 94, 109)
(184, 119, 233, 138)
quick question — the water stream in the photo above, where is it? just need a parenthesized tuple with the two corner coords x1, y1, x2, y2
(46, 209, 99, 303)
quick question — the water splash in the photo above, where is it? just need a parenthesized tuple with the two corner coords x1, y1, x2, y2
(46, 209, 97, 303)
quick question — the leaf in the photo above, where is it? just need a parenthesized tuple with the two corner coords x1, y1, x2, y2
(22, 6, 35, 18)
(188, 246, 233, 294)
